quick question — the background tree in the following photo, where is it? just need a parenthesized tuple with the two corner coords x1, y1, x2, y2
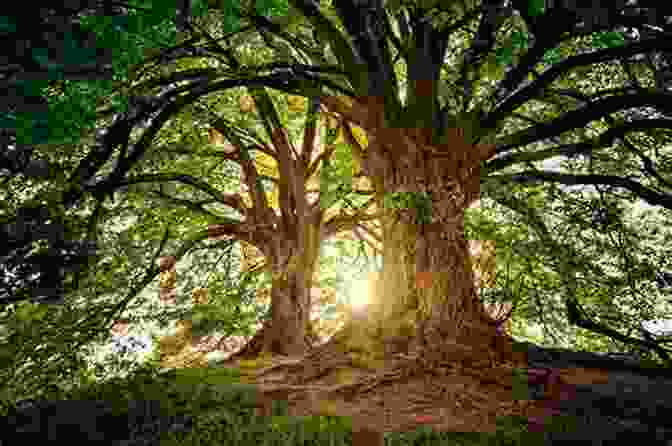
(90, 16, 383, 358)
(0, 1, 197, 306)
(0, 0, 219, 404)
(0, 0, 379, 402)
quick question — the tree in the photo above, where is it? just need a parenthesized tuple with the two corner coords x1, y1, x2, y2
(138, 0, 672, 435)
(1, 1, 346, 401)
(0, 2, 190, 306)
(8, 0, 672, 437)
(109, 26, 383, 357)
(73, 0, 672, 363)
(0, 1, 226, 402)
(264, 0, 672, 366)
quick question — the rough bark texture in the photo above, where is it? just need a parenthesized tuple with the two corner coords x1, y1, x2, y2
(328, 95, 508, 366)
(228, 224, 322, 359)
(205, 106, 361, 360)
(225, 96, 537, 434)
(230, 266, 317, 359)
(149, 94, 672, 442)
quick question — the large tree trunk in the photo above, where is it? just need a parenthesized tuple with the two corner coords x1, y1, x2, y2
(249, 118, 534, 435)
(229, 223, 322, 359)
(361, 201, 507, 362)
(315, 97, 512, 366)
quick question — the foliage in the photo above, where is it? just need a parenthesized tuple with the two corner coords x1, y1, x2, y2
(199, 0, 289, 33)
(3, 2, 672, 427)
(319, 142, 357, 209)
(0, 2, 195, 312)
(0, 299, 110, 411)
(2, 4, 180, 147)
(0, 201, 98, 305)
(0, 168, 270, 400)
(383, 191, 433, 225)
(494, 22, 626, 68)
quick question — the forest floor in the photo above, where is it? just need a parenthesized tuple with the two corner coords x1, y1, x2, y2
(153, 315, 672, 445)
(205, 334, 562, 437)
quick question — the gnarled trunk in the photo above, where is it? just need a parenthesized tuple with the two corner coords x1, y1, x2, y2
(231, 223, 322, 359)
(263, 262, 317, 355)
(347, 190, 504, 364)
(319, 95, 509, 364)
(364, 204, 504, 358)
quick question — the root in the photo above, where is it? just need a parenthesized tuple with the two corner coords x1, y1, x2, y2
(209, 320, 543, 436)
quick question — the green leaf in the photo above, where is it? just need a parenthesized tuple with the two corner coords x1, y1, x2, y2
(0, 15, 16, 32)
(543, 48, 562, 65)
(495, 47, 514, 65)
(510, 31, 529, 49)
(592, 31, 625, 49)
(14, 302, 48, 323)
(256, 0, 289, 17)
(191, 0, 209, 18)
(325, 127, 339, 146)
(220, 1, 242, 33)
(527, 0, 545, 17)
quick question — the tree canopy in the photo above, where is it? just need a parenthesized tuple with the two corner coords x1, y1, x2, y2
(3, 0, 672, 430)
(87, 0, 672, 360)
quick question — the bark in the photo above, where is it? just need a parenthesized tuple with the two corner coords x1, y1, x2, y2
(322, 95, 509, 363)
(156, 245, 320, 364)
(207, 102, 384, 359)
(229, 222, 322, 359)
(360, 196, 504, 360)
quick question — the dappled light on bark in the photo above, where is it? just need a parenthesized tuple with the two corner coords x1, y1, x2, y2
(223, 255, 320, 359)
(225, 225, 323, 359)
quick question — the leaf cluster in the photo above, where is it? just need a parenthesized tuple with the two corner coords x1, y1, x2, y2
(383, 191, 433, 225)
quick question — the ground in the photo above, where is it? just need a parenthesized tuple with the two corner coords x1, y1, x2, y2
(208, 333, 550, 435)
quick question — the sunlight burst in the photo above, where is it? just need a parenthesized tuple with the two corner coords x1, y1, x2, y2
(347, 277, 371, 310)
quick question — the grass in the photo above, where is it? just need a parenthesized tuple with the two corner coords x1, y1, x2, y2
(25, 363, 589, 446)
(145, 367, 584, 445)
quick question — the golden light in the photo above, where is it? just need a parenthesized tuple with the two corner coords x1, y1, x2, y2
(287, 95, 306, 113)
(347, 276, 372, 311)
(239, 94, 256, 113)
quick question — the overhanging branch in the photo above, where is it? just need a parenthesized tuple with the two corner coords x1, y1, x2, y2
(489, 171, 672, 210)
(487, 185, 672, 364)
(483, 37, 672, 133)
(493, 92, 672, 155)
(484, 118, 672, 174)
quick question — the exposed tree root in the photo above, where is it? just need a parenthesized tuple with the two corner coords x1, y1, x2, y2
(212, 323, 549, 435)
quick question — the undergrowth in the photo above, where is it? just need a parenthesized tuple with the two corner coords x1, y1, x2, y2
(50, 362, 584, 446)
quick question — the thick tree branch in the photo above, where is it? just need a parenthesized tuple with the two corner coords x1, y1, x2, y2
(493, 92, 672, 155)
(103, 172, 245, 210)
(490, 171, 672, 210)
(483, 37, 672, 133)
(484, 118, 672, 174)
(289, 0, 367, 93)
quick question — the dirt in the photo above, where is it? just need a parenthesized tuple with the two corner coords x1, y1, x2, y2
(206, 333, 553, 436)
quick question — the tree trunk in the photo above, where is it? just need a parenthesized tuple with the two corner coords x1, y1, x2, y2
(362, 204, 505, 360)
(263, 264, 316, 355)
(322, 110, 511, 364)
(230, 224, 322, 359)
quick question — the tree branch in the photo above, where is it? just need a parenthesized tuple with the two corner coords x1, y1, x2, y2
(484, 118, 672, 174)
(493, 91, 672, 155)
(489, 170, 672, 210)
